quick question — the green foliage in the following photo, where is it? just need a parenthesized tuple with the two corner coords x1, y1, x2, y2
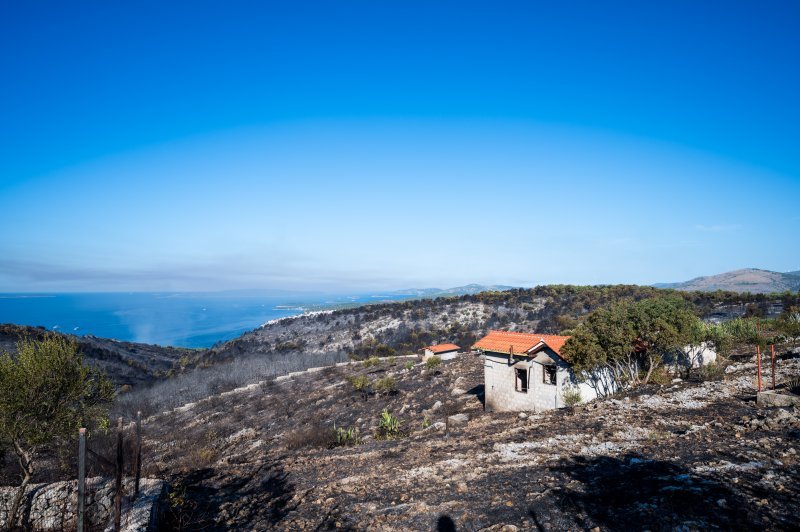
(560, 385, 583, 407)
(347, 374, 371, 391)
(421, 415, 431, 429)
(376, 409, 401, 439)
(425, 356, 442, 369)
(363, 356, 380, 368)
(374, 376, 397, 394)
(404, 361, 414, 370)
(0, 334, 114, 524)
(777, 306, 800, 342)
(0, 334, 114, 450)
(333, 425, 360, 447)
(695, 362, 725, 382)
(562, 296, 701, 390)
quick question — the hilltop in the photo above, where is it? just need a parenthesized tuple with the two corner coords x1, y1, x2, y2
(655, 268, 800, 293)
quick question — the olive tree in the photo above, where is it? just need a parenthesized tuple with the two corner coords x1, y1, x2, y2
(0, 334, 114, 526)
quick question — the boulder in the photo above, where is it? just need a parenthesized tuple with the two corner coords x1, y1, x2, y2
(447, 413, 469, 429)
(757, 391, 800, 408)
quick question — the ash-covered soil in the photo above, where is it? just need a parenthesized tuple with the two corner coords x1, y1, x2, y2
(142, 349, 800, 531)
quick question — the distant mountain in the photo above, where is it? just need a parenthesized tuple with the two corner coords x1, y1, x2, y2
(655, 268, 800, 293)
(393, 284, 517, 297)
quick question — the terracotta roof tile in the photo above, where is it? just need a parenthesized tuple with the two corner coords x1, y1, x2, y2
(473, 330, 571, 361)
(424, 343, 461, 354)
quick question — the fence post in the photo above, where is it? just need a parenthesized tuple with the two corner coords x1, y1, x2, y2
(756, 344, 762, 392)
(771, 343, 776, 390)
(134, 411, 142, 500)
(77, 428, 86, 532)
(114, 417, 123, 531)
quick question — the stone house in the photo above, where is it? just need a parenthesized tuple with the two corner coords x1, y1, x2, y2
(474, 330, 598, 412)
(422, 343, 461, 362)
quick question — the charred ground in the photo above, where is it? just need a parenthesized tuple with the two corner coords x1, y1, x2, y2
(140, 344, 800, 531)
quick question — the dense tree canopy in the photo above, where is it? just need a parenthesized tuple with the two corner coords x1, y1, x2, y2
(561, 297, 701, 393)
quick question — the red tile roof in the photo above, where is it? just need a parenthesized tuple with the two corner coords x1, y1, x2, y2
(424, 343, 461, 354)
(473, 330, 571, 360)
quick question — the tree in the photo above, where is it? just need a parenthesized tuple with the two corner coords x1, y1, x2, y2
(562, 296, 699, 393)
(0, 334, 114, 527)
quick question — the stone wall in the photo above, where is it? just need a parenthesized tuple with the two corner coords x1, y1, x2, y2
(0, 477, 165, 531)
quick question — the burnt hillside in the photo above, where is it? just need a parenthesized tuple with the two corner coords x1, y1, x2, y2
(208, 285, 797, 364)
(0, 324, 197, 386)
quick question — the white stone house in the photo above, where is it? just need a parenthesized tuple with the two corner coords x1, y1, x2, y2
(422, 343, 461, 362)
(474, 330, 598, 412)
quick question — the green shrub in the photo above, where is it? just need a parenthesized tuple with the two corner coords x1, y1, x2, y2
(648, 367, 672, 386)
(376, 409, 401, 439)
(404, 361, 414, 370)
(696, 362, 724, 382)
(374, 376, 397, 394)
(387, 356, 397, 366)
(560, 385, 582, 408)
(363, 356, 380, 368)
(425, 356, 442, 369)
(421, 415, 431, 429)
(347, 374, 371, 391)
(333, 425, 360, 447)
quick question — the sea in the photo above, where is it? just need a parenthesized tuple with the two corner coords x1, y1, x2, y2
(0, 291, 416, 348)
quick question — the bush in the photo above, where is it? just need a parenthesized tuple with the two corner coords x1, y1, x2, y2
(404, 361, 414, 370)
(363, 356, 380, 368)
(376, 409, 401, 439)
(560, 385, 583, 407)
(374, 376, 397, 394)
(425, 356, 442, 369)
(696, 362, 724, 382)
(648, 367, 672, 386)
(347, 375, 371, 391)
(333, 425, 360, 447)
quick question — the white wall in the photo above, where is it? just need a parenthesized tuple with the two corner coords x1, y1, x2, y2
(483, 349, 598, 412)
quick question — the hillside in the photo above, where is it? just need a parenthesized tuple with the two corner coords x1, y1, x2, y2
(0, 324, 196, 386)
(137, 342, 800, 530)
(655, 268, 800, 293)
(99, 285, 793, 418)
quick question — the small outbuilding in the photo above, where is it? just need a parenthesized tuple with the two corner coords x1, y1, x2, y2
(422, 343, 461, 361)
(474, 330, 599, 412)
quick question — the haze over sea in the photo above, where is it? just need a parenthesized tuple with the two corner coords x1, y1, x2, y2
(0, 291, 415, 348)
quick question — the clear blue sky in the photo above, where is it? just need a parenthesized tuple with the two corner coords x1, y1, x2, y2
(1, 1, 799, 292)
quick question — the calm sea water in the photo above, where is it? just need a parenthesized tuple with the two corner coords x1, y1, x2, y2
(0, 291, 415, 348)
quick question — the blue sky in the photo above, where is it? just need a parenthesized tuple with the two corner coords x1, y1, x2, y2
(1, 1, 799, 292)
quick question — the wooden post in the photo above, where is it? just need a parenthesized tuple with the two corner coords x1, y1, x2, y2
(756, 344, 762, 392)
(114, 417, 123, 531)
(77, 428, 86, 532)
(771, 344, 776, 390)
(133, 411, 142, 500)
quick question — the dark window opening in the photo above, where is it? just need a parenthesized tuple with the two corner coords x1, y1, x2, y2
(515, 368, 528, 393)
(543, 364, 557, 385)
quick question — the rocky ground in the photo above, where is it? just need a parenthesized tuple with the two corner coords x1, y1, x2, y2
(138, 345, 800, 531)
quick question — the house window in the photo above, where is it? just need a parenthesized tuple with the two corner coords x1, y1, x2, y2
(543, 364, 557, 385)
(515, 368, 528, 393)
